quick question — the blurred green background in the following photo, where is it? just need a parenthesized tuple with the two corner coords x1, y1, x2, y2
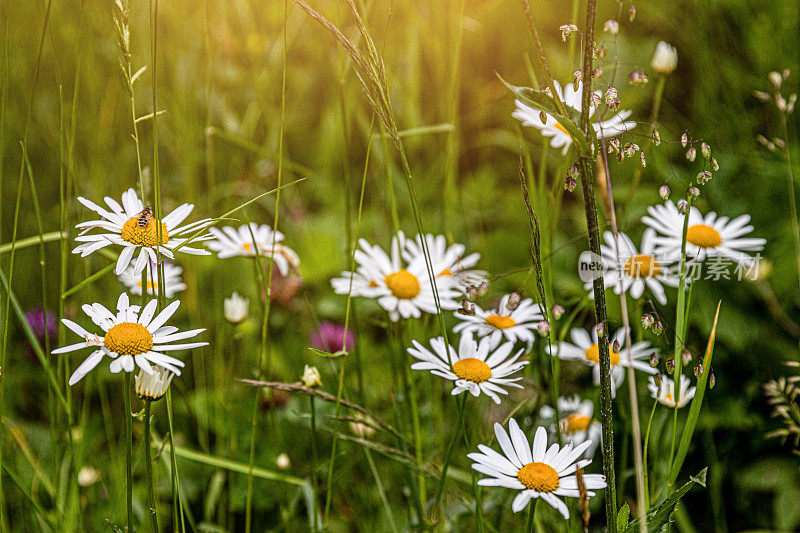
(1, 0, 799, 530)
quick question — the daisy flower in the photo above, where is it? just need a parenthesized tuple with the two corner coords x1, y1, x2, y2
(408, 332, 527, 404)
(585, 229, 678, 305)
(547, 327, 657, 393)
(539, 396, 602, 459)
(403, 233, 487, 289)
(648, 374, 696, 408)
(330, 231, 460, 322)
(52, 293, 207, 385)
(468, 418, 607, 517)
(135, 365, 175, 401)
(453, 293, 544, 346)
(512, 80, 636, 155)
(642, 200, 766, 266)
(73, 188, 212, 276)
(206, 223, 299, 275)
(118, 261, 186, 299)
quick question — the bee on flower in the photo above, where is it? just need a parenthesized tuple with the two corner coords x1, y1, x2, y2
(206, 223, 299, 275)
(468, 418, 607, 517)
(539, 396, 602, 459)
(330, 231, 460, 322)
(52, 293, 207, 385)
(118, 261, 186, 298)
(454, 293, 544, 346)
(403, 233, 487, 290)
(648, 374, 696, 408)
(408, 331, 526, 404)
(512, 80, 636, 155)
(72, 188, 213, 276)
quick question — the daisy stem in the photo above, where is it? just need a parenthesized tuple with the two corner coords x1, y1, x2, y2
(778, 108, 800, 295)
(166, 389, 186, 533)
(322, 357, 347, 527)
(642, 398, 658, 509)
(309, 396, 319, 532)
(124, 372, 134, 533)
(144, 401, 159, 532)
(432, 393, 467, 520)
(398, 325, 427, 515)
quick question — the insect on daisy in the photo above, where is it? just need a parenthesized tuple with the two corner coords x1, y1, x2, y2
(73, 188, 213, 276)
(539, 396, 602, 459)
(585, 229, 677, 305)
(512, 80, 636, 155)
(330, 231, 460, 322)
(206, 223, 300, 275)
(408, 332, 526, 404)
(648, 374, 696, 408)
(403, 233, 487, 289)
(547, 327, 657, 394)
(642, 200, 766, 266)
(468, 418, 607, 517)
(52, 293, 207, 385)
(118, 261, 187, 298)
(454, 293, 544, 346)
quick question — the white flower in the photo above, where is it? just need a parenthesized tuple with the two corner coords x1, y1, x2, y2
(539, 396, 602, 459)
(135, 364, 174, 401)
(403, 233, 487, 289)
(512, 80, 636, 155)
(585, 229, 678, 305)
(408, 332, 526, 404)
(642, 200, 766, 266)
(77, 466, 101, 487)
(206, 223, 299, 275)
(52, 293, 207, 385)
(118, 261, 186, 299)
(223, 292, 249, 324)
(72, 188, 212, 276)
(648, 374, 696, 408)
(302, 365, 322, 387)
(276, 453, 291, 470)
(651, 41, 677, 74)
(547, 327, 657, 394)
(454, 293, 544, 346)
(330, 231, 460, 322)
(468, 418, 607, 517)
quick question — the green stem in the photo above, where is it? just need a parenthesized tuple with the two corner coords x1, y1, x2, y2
(642, 398, 658, 509)
(145, 401, 159, 531)
(432, 393, 467, 519)
(322, 357, 347, 527)
(124, 372, 133, 533)
(309, 396, 319, 532)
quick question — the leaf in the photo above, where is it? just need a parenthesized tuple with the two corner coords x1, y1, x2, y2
(308, 347, 347, 358)
(130, 64, 147, 84)
(617, 502, 630, 532)
(624, 468, 707, 533)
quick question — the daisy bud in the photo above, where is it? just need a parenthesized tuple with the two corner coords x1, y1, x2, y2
(659, 184, 671, 200)
(478, 280, 489, 296)
(649, 352, 659, 367)
(628, 70, 649, 85)
(641, 313, 655, 329)
(465, 285, 478, 302)
(685, 146, 696, 161)
(651, 41, 677, 75)
(506, 292, 521, 311)
(651, 321, 663, 336)
(564, 174, 578, 192)
(301, 365, 322, 388)
(710, 157, 720, 171)
(665, 358, 675, 374)
(769, 71, 782, 88)
(687, 186, 700, 199)
(677, 199, 690, 215)
(753, 90, 771, 102)
(276, 453, 291, 470)
(595, 322, 606, 338)
(709, 371, 716, 389)
(681, 132, 689, 147)
(135, 366, 174, 402)
(612, 339, 620, 353)
(604, 19, 619, 34)
(539, 110, 548, 124)
(537, 320, 551, 336)
(701, 142, 711, 159)
(629, 5, 636, 21)
(693, 363, 704, 378)
(653, 129, 661, 145)
(224, 292, 249, 324)
(681, 349, 692, 366)
(551, 304, 565, 320)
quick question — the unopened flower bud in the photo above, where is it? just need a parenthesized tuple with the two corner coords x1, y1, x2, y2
(628, 5, 636, 21)
(685, 146, 696, 162)
(628, 70, 649, 85)
(302, 365, 322, 388)
(478, 281, 489, 297)
(537, 320, 551, 336)
(651, 41, 677, 74)
(595, 322, 606, 338)
(276, 453, 291, 470)
(653, 129, 661, 146)
(710, 158, 720, 171)
(659, 184, 670, 200)
(693, 363, 704, 378)
(465, 285, 478, 302)
(687, 186, 700, 199)
(709, 371, 716, 389)
(753, 90, 771, 102)
(654, 373, 662, 388)
(551, 304, 565, 320)
(564, 174, 577, 192)
(604, 19, 619, 34)
(677, 199, 689, 215)
(612, 339, 620, 353)
(665, 358, 675, 374)
(769, 71, 782, 88)
(681, 349, 692, 366)
(641, 313, 655, 329)
(649, 352, 659, 367)
(505, 292, 521, 311)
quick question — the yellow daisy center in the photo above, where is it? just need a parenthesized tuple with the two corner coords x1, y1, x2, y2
(553, 121, 572, 138)
(517, 462, 560, 492)
(623, 254, 661, 278)
(103, 322, 154, 356)
(561, 414, 592, 433)
(384, 269, 420, 299)
(585, 343, 620, 366)
(121, 217, 169, 247)
(136, 280, 159, 291)
(485, 314, 516, 330)
(451, 358, 492, 383)
(439, 268, 453, 276)
(686, 224, 722, 248)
